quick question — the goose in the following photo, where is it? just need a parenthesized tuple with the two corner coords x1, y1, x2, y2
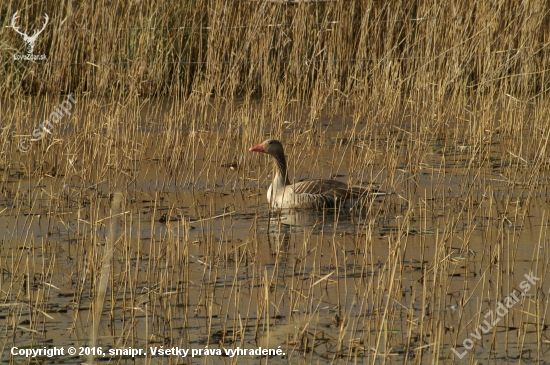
(249, 139, 382, 209)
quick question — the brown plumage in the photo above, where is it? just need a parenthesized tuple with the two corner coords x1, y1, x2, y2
(249, 139, 382, 209)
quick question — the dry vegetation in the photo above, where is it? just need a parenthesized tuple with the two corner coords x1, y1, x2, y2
(1, 0, 550, 364)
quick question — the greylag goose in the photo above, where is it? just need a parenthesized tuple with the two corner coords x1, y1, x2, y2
(249, 139, 381, 209)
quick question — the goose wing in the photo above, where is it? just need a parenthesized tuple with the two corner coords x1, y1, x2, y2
(291, 180, 384, 208)
(291, 179, 348, 196)
(289, 179, 350, 208)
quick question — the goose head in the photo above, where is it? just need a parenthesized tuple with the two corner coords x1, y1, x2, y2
(249, 139, 285, 157)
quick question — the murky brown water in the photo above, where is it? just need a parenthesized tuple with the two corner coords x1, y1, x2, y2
(2, 105, 550, 364)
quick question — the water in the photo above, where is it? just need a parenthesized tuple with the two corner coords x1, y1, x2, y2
(1, 107, 549, 364)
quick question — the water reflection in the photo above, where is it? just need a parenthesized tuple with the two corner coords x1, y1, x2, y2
(265, 208, 356, 259)
(267, 207, 375, 237)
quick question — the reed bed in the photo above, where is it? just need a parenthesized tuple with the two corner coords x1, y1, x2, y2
(1, 0, 549, 102)
(1, 0, 550, 364)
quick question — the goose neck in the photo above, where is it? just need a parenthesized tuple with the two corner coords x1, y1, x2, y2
(272, 152, 290, 187)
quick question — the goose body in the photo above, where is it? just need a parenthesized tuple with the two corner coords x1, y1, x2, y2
(249, 139, 380, 209)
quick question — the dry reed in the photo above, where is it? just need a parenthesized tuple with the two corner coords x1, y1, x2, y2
(1, 0, 550, 364)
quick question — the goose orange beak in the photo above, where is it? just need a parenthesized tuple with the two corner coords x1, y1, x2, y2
(249, 143, 265, 152)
